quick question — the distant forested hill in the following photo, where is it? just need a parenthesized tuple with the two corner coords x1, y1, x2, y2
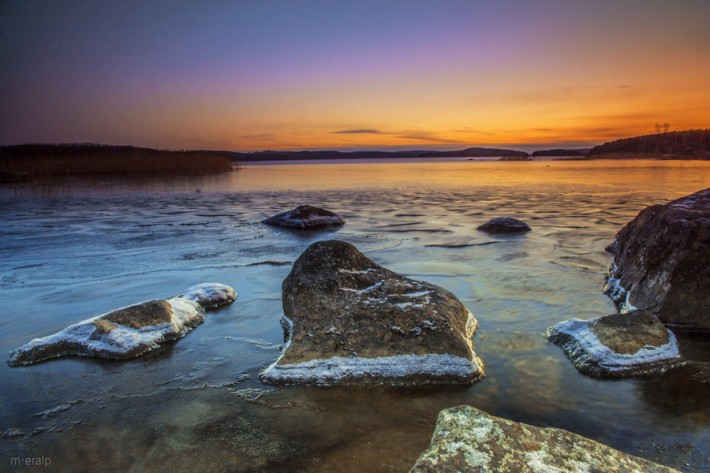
(233, 147, 529, 161)
(531, 148, 590, 157)
(419, 147, 528, 158)
(588, 130, 710, 159)
(0, 143, 234, 180)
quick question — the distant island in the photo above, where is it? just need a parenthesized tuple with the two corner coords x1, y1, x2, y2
(0, 143, 234, 181)
(589, 129, 710, 159)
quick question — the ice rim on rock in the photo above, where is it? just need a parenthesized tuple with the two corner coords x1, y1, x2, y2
(603, 262, 637, 313)
(173, 282, 237, 309)
(260, 311, 484, 386)
(7, 283, 237, 367)
(545, 316, 684, 378)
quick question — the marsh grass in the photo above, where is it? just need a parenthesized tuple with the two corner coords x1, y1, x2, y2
(0, 143, 235, 179)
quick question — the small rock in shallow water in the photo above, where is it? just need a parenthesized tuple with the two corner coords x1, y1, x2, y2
(260, 240, 483, 385)
(546, 310, 684, 377)
(410, 405, 680, 472)
(477, 217, 531, 233)
(174, 283, 236, 309)
(7, 283, 237, 366)
(262, 205, 345, 230)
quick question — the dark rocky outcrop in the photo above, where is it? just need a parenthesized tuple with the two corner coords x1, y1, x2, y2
(477, 217, 531, 233)
(604, 188, 710, 329)
(411, 405, 680, 472)
(546, 311, 684, 377)
(260, 240, 483, 385)
(8, 283, 236, 366)
(262, 205, 345, 230)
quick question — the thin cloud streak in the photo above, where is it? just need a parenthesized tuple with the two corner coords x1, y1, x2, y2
(334, 129, 386, 135)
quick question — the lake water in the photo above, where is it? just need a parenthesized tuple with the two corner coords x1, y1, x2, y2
(1, 159, 709, 472)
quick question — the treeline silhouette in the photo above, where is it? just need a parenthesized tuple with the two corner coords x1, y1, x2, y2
(232, 146, 529, 161)
(531, 149, 588, 157)
(589, 129, 710, 159)
(0, 143, 235, 180)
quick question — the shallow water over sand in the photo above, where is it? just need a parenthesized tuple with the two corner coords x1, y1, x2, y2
(1, 159, 709, 471)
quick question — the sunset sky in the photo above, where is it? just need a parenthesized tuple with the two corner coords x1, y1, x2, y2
(2, 0, 709, 151)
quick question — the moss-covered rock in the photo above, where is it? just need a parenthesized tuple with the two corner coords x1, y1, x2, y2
(411, 406, 679, 472)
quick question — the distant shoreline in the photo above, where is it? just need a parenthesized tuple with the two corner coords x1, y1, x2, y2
(2, 129, 708, 182)
(241, 155, 709, 166)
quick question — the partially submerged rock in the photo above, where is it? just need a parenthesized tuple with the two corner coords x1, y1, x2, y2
(262, 205, 345, 230)
(8, 283, 237, 366)
(546, 311, 683, 377)
(261, 240, 483, 385)
(411, 405, 679, 472)
(477, 217, 531, 233)
(604, 188, 709, 328)
(174, 282, 237, 309)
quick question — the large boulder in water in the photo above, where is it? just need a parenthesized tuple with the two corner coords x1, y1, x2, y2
(604, 188, 710, 328)
(477, 217, 531, 233)
(260, 240, 484, 385)
(7, 283, 236, 366)
(262, 205, 345, 230)
(546, 310, 684, 377)
(411, 405, 679, 472)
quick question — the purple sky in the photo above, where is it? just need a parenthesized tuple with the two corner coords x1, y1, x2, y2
(2, 0, 709, 151)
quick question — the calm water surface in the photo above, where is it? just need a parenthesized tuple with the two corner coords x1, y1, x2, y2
(1, 159, 709, 472)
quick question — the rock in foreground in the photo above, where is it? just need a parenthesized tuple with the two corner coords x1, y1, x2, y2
(262, 205, 345, 230)
(8, 283, 236, 366)
(546, 311, 683, 377)
(261, 240, 483, 385)
(411, 405, 679, 473)
(604, 188, 710, 328)
(477, 217, 531, 233)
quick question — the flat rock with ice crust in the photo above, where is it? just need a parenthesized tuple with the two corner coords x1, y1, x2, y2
(174, 282, 236, 309)
(410, 405, 680, 473)
(262, 205, 345, 230)
(546, 310, 684, 377)
(604, 188, 710, 329)
(7, 283, 237, 366)
(477, 216, 531, 233)
(260, 240, 484, 385)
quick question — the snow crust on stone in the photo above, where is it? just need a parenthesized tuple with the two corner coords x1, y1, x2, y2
(603, 264, 637, 312)
(546, 317, 681, 374)
(338, 268, 376, 275)
(339, 280, 384, 294)
(260, 314, 481, 385)
(402, 290, 434, 298)
(8, 297, 206, 366)
(261, 352, 480, 385)
(394, 302, 425, 309)
(174, 283, 237, 309)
